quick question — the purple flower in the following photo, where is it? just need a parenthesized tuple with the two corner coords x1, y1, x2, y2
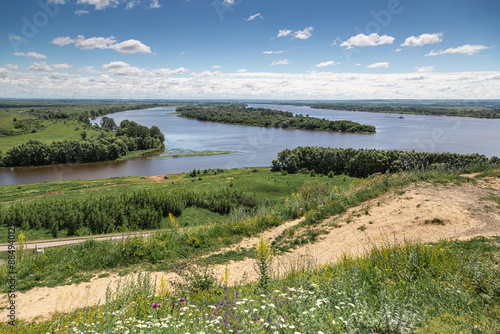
(152, 303, 157, 308)
(180, 298, 185, 302)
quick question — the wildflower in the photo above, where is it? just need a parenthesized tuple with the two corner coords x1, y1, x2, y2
(152, 303, 157, 308)
(180, 298, 185, 302)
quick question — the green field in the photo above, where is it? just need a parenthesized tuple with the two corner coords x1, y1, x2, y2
(0, 167, 356, 242)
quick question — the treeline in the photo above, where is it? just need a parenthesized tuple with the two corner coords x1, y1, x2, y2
(0, 188, 243, 237)
(26, 103, 167, 122)
(178, 105, 376, 133)
(272, 146, 499, 178)
(0, 120, 164, 167)
(309, 103, 500, 119)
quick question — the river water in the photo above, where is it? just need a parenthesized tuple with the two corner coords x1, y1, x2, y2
(1, 104, 499, 185)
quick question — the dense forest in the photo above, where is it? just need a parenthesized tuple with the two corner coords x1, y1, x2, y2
(178, 105, 376, 133)
(272, 146, 499, 178)
(0, 188, 244, 237)
(308, 103, 500, 118)
(0, 119, 165, 167)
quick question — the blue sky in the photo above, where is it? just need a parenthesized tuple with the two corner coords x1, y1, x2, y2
(0, 0, 499, 99)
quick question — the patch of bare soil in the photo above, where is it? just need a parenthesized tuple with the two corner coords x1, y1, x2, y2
(2, 177, 499, 323)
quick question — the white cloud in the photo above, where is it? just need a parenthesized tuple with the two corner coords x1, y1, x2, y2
(125, 0, 140, 9)
(277, 29, 292, 38)
(395, 48, 402, 52)
(48, 0, 65, 4)
(212, 65, 221, 69)
(223, 0, 234, 5)
(262, 50, 284, 55)
(75, 35, 116, 49)
(271, 59, 289, 66)
(28, 62, 72, 72)
(190, 71, 220, 77)
(402, 33, 443, 47)
(8, 35, 22, 40)
(77, 0, 119, 10)
(52, 36, 76, 46)
(293, 26, 314, 40)
(1, 64, 18, 70)
(2, 69, 500, 99)
(149, 0, 161, 8)
(405, 75, 427, 81)
(416, 66, 435, 73)
(75, 9, 89, 15)
(102, 61, 187, 76)
(341, 33, 394, 49)
(367, 62, 390, 69)
(52, 35, 152, 54)
(76, 66, 100, 73)
(111, 39, 152, 53)
(14, 52, 47, 59)
(425, 44, 491, 56)
(179, 51, 188, 56)
(316, 61, 337, 67)
(237, 69, 247, 73)
(246, 13, 263, 21)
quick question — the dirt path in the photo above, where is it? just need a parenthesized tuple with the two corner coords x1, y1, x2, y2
(2, 175, 500, 323)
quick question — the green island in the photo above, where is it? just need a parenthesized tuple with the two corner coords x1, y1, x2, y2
(1, 147, 500, 333)
(298, 99, 500, 118)
(177, 104, 377, 133)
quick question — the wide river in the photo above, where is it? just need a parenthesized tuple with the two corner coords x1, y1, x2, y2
(1, 104, 499, 185)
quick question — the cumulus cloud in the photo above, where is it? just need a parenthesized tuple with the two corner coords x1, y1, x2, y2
(271, 59, 289, 66)
(425, 44, 491, 56)
(223, 0, 234, 5)
(101, 61, 187, 76)
(52, 35, 152, 54)
(14, 52, 47, 59)
(1, 64, 18, 70)
(402, 33, 443, 47)
(28, 62, 72, 72)
(367, 62, 390, 68)
(277, 29, 292, 38)
(293, 26, 314, 40)
(2, 69, 500, 100)
(341, 33, 394, 49)
(316, 61, 337, 67)
(416, 66, 435, 73)
(246, 13, 263, 21)
(262, 50, 284, 55)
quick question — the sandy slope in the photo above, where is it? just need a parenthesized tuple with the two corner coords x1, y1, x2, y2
(2, 175, 499, 322)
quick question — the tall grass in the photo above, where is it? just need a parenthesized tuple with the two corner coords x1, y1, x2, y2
(0, 168, 470, 293)
(3, 237, 499, 333)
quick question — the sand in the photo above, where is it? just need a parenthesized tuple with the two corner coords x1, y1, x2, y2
(2, 175, 499, 323)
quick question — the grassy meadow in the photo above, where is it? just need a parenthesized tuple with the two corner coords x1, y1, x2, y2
(1, 164, 499, 332)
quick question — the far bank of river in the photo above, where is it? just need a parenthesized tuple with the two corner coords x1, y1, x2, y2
(1, 104, 499, 185)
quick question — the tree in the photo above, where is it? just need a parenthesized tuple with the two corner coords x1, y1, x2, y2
(80, 130, 87, 140)
(100, 117, 116, 131)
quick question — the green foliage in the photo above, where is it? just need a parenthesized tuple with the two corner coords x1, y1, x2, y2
(1, 120, 164, 166)
(272, 146, 491, 177)
(178, 105, 376, 133)
(309, 101, 500, 118)
(0, 187, 243, 236)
